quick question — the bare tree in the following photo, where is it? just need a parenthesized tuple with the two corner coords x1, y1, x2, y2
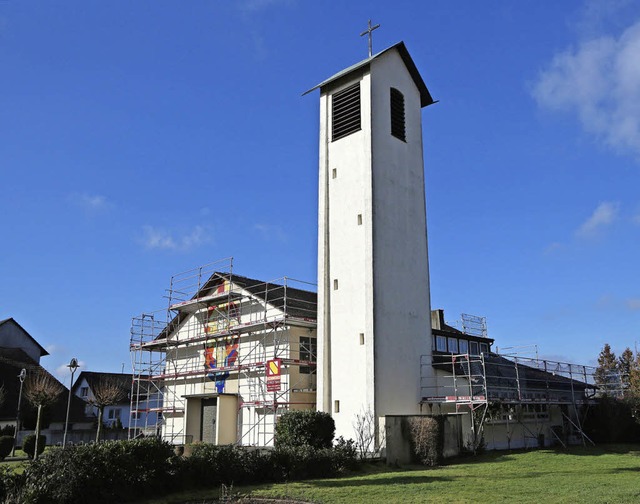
(353, 409, 385, 459)
(24, 372, 63, 460)
(88, 377, 127, 442)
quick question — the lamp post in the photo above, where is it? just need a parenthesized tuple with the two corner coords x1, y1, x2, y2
(11, 368, 27, 457)
(63, 358, 79, 447)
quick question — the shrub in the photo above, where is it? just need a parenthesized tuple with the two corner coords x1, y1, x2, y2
(405, 416, 444, 466)
(0, 436, 13, 460)
(22, 434, 45, 460)
(0, 465, 23, 503)
(0, 425, 15, 437)
(15, 438, 176, 504)
(275, 410, 335, 449)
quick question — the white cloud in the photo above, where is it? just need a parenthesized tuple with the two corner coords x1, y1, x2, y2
(626, 298, 640, 310)
(46, 344, 60, 354)
(575, 201, 619, 237)
(533, 18, 640, 158)
(254, 223, 287, 242)
(70, 192, 112, 212)
(141, 225, 210, 251)
(543, 242, 564, 255)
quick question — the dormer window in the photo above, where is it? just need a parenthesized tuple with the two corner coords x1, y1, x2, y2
(332, 83, 361, 141)
(390, 88, 406, 141)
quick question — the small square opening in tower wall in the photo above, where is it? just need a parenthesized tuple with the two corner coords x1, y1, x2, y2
(334, 400, 340, 413)
(333, 279, 339, 290)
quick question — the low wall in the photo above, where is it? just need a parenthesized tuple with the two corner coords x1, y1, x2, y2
(385, 414, 463, 466)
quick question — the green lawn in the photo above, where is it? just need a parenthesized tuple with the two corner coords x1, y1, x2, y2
(141, 445, 640, 504)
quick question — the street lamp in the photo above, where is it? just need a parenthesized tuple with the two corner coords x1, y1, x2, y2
(63, 358, 79, 447)
(11, 368, 27, 457)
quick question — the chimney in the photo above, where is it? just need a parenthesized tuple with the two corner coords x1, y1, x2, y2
(431, 309, 445, 330)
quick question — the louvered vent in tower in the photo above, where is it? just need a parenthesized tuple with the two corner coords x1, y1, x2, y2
(332, 83, 361, 141)
(390, 88, 406, 142)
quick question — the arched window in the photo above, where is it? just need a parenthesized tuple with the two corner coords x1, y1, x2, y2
(390, 88, 406, 141)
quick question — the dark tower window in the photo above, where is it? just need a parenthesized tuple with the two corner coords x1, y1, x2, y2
(332, 83, 361, 141)
(390, 88, 406, 142)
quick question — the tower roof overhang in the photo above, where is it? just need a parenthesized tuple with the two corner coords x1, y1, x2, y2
(303, 41, 436, 108)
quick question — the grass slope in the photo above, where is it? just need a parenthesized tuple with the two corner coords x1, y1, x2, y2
(246, 445, 640, 504)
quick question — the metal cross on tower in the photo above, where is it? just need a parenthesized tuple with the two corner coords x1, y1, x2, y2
(360, 19, 380, 58)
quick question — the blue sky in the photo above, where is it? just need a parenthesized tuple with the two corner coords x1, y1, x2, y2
(2, 0, 640, 380)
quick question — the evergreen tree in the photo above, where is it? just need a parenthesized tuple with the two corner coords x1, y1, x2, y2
(619, 347, 635, 393)
(627, 351, 640, 422)
(595, 343, 619, 397)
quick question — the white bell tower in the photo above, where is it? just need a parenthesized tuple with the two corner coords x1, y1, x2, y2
(306, 40, 435, 442)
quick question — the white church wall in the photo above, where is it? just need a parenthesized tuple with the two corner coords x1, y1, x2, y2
(318, 71, 377, 441)
(369, 49, 432, 416)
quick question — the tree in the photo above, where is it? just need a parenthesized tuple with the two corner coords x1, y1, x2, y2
(595, 344, 619, 397)
(88, 377, 127, 442)
(625, 351, 640, 421)
(619, 347, 635, 394)
(24, 372, 63, 460)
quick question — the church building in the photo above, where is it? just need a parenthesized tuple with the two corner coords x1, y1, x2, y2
(305, 40, 436, 443)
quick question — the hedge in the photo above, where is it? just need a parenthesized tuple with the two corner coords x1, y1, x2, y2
(5, 437, 358, 503)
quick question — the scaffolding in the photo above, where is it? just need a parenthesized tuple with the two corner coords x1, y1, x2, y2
(420, 351, 619, 448)
(129, 258, 317, 446)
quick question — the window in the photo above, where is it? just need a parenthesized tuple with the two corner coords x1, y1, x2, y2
(459, 339, 469, 354)
(108, 408, 122, 420)
(332, 168, 337, 179)
(469, 341, 479, 355)
(334, 400, 340, 413)
(448, 337, 458, 354)
(390, 88, 406, 141)
(332, 83, 361, 141)
(436, 335, 447, 352)
(333, 279, 339, 290)
(131, 411, 142, 420)
(359, 333, 365, 345)
(480, 343, 489, 355)
(80, 387, 88, 398)
(299, 336, 317, 374)
(357, 214, 363, 225)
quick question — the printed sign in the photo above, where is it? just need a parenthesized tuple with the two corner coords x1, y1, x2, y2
(266, 358, 282, 392)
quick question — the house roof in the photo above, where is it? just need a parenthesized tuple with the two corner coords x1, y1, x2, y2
(303, 41, 436, 108)
(432, 352, 593, 403)
(73, 371, 133, 401)
(0, 353, 85, 423)
(159, 271, 317, 339)
(0, 318, 49, 356)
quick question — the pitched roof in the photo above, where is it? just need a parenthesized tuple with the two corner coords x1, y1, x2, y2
(0, 318, 49, 357)
(303, 41, 436, 108)
(73, 371, 133, 400)
(159, 271, 317, 339)
(0, 355, 86, 423)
